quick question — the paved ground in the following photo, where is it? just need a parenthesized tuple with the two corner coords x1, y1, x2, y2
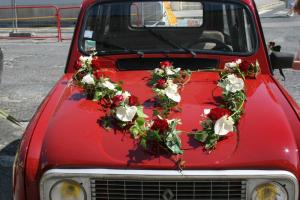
(0, 41, 68, 200)
(0, 1, 300, 199)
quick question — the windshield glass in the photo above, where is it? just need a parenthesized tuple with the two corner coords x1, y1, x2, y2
(80, 1, 256, 55)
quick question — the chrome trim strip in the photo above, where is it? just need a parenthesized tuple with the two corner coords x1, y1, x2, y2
(40, 169, 299, 200)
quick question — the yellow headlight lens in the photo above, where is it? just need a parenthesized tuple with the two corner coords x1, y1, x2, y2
(252, 182, 287, 200)
(50, 180, 86, 200)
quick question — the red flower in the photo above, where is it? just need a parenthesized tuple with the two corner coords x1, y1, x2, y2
(156, 79, 166, 89)
(160, 61, 172, 68)
(208, 107, 231, 121)
(151, 119, 169, 134)
(239, 61, 251, 72)
(112, 95, 124, 107)
(74, 60, 82, 70)
(94, 70, 106, 80)
(128, 95, 139, 106)
(91, 57, 101, 70)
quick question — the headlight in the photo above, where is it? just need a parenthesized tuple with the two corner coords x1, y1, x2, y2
(50, 180, 86, 200)
(252, 182, 288, 200)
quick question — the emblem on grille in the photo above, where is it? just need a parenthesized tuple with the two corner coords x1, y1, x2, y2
(162, 189, 175, 200)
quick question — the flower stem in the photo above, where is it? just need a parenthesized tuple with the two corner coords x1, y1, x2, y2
(236, 68, 245, 80)
(230, 99, 245, 118)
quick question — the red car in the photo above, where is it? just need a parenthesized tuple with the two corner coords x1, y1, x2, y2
(13, 0, 300, 199)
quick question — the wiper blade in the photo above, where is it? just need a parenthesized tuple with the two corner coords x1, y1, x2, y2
(142, 25, 196, 57)
(96, 41, 144, 57)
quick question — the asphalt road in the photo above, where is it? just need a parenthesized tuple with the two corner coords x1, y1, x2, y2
(0, 2, 300, 200)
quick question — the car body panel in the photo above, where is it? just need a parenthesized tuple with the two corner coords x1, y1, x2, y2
(21, 72, 299, 199)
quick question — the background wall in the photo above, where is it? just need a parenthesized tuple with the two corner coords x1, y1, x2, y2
(0, 0, 82, 6)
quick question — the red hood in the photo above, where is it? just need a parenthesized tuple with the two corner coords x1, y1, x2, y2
(38, 71, 298, 172)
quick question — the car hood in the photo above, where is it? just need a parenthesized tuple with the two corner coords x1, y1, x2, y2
(39, 71, 298, 172)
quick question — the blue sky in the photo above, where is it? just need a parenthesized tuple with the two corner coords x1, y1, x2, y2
(0, 0, 82, 6)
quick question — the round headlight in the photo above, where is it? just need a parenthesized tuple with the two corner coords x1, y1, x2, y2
(50, 179, 86, 200)
(252, 182, 288, 200)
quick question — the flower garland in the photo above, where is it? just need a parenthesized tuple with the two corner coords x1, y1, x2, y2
(72, 56, 183, 155)
(148, 61, 191, 117)
(72, 55, 260, 155)
(192, 59, 260, 151)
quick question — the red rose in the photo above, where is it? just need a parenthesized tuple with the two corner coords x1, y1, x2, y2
(151, 119, 169, 134)
(208, 107, 231, 121)
(74, 60, 82, 70)
(93, 70, 103, 80)
(128, 95, 139, 106)
(239, 61, 251, 72)
(91, 57, 101, 70)
(156, 79, 166, 89)
(112, 95, 124, 107)
(160, 61, 172, 68)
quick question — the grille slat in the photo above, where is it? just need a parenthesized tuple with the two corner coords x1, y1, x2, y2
(91, 179, 246, 200)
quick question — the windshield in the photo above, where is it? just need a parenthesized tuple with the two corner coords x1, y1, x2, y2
(80, 1, 256, 55)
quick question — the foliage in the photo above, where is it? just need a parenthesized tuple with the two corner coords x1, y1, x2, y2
(193, 59, 260, 151)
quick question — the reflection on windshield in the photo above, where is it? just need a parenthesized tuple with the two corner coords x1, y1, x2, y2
(81, 1, 256, 55)
(131, 2, 203, 27)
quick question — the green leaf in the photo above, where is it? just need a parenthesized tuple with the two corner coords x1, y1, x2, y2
(136, 106, 148, 118)
(101, 117, 111, 129)
(129, 126, 140, 139)
(93, 91, 103, 101)
(140, 137, 147, 149)
(136, 117, 145, 126)
(194, 131, 208, 142)
(168, 120, 178, 130)
(148, 74, 162, 86)
(153, 109, 160, 116)
(165, 131, 183, 154)
(148, 130, 161, 141)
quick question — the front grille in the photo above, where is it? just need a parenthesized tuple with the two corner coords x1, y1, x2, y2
(91, 178, 246, 200)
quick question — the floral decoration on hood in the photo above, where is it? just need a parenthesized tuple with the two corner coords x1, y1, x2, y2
(192, 59, 260, 151)
(149, 61, 191, 117)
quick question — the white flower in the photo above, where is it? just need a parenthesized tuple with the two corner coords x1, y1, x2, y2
(81, 74, 95, 85)
(220, 74, 244, 93)
(165, 82, 181, 102)
(225, 62, 238, 69)
(174, 68, 181, 73)
(100, 80, 116, 91)
(165, 67, 175, 75)
(235, 59, 242, 65)
(154, 68, 164, 75)
(167, 118, 181, 125)
(116, 91, 122, 95)
(214, 115, 234, 136)
(116, 105, 137, 122)
(79, 55, 92, 65)
(122, 91, 131, 100)
(166, 79, 174, 85)
(204, 109, 211, 115)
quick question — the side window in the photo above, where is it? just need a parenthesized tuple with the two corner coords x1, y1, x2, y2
(243, 9, 254, 52)
(222, 5, 230, 36)
(219, 3, 255, 53)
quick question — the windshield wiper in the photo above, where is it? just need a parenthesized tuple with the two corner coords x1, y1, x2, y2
(142, 25, 196, 57)
(96, 41, 144, 57)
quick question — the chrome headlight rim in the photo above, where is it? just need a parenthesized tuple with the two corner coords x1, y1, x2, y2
(40, 175, 90, 200)
(49, 179, 87, 200)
